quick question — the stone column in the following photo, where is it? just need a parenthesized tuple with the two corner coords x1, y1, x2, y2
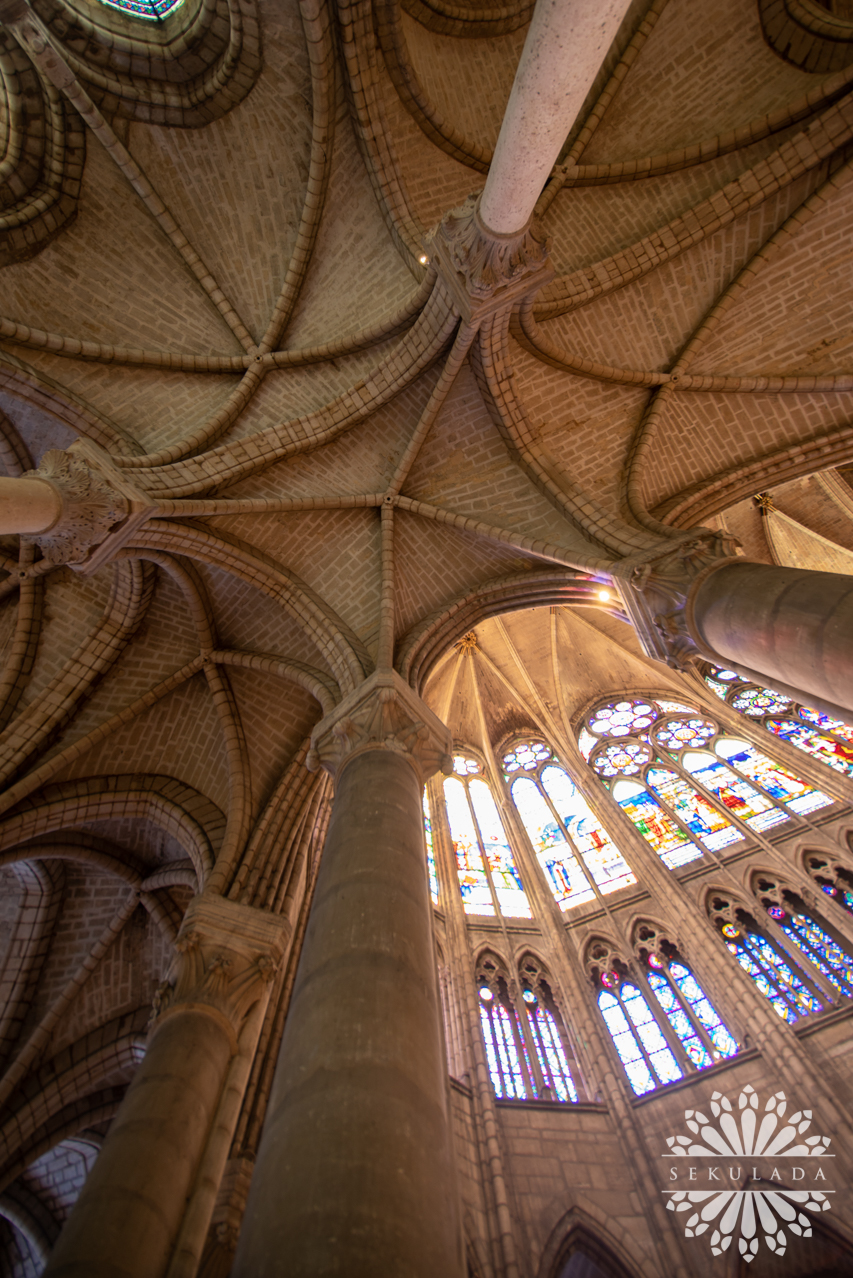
(43, 895, 288, 1278)
(0, 476, 61, 534)
(479, 0, 633, 234)
(688, 558, 853, 717)
(614, 533, 853, 720)
(233, 669, 465, 1278)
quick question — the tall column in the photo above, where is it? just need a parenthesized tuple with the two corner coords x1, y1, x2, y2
(479, 0, 633, 234)
(233, 669, 464, 1278)
(43, 895, 288, 1278)
(614, 533, 853, 721)
(688, 558, 853, 716)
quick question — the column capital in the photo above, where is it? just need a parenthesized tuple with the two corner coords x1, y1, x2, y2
(150, 894, 290, 1051)
(424, 194, 552, 322)
(612, 531, 742, 670)
(306, 668, 452, 784)
(23, 439, 155, 571)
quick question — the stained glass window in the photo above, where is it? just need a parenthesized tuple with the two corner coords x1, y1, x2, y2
(479, 991, 528, 1098)
(443, 755, 530, 917)
(718, 919, 823, 1022)
(597, 983, 683, 1095)
(518, 961, 580, 1103)
(98, 0, 183, 18)
(715, 738, 833, 815)
(645, 766, 741, 851)
(505, 740, 634, 910)
(611, 780, 701, 868)
(682, 749, 787, 833)
(758, 892, 853, 999)
(646, 960, 738, 1067)
(422, 789, 439, 905)
(703, 665, 853, 780)
(478, 956, 580, 1103)
(806, 855, 853, 916)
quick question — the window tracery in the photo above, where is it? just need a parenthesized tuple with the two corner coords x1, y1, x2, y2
(97, 0, 183, 18)
(805, 852, 853, 915)
(588, 940, 683, 1096)
(502, 738, 634, 910)
(753, 875, 853, 1000)
(579, 696, 833, 871)
(702, 664, 853, 779)
(476, 953, 580, 1103)
(708, 894, 826, 1022)
(443, 753, 531, 917)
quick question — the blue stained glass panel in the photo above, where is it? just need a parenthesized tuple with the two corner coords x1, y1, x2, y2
(469, 779, 531, 918)
(781, 913, 853, 996)
(422, 789, 438, 905)
(598, 991, 655, 1095)
(728, 933, 823, 1021)
(620, 983, 683, 1084)
(647, 972, 712, 1067)
(443, 777, 493, 915)
(99, 0, 182, 17)
(669, 962, 738, 1058)
(529, 1006, 578, 1102)
(480, 1003, 527, 1098)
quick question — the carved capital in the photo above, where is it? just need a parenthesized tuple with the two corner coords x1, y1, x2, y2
(612, 531, 742, 671)
(150, 894, 290, 1050)
(306, 668, 452, 784)
(22, 439, 156, 571)
(424, 194, 552, 321)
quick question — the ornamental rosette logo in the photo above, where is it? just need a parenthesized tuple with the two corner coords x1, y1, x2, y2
(662, 1084, 833, 1262)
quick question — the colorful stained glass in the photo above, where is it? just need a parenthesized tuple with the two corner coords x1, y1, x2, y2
(710, 668, 740, 681)
(647, 971, 713, 1067)
(612, 779, 702, 868)
(726, 932, 823, 1022)
(598, 990, 656, 1095)
(654, 717, 716, 753)
(732, 686, 792, 717)
(502, 741, 551, 773)
(469, 779, 531, 918)
(480, 1001, 527, 1098)
(591, 741, 651, 777)
(422, 789, 438, 905)
(655, 700, 699, 715)
(706, 678, 730, 701)
(578, 727, 597, 760)
(511, 776, 593, 908)
(715, 739, 833, 815)
(779, 912, 853, 996)
(444, 777, 493, 914)
(620, 983, 683, 1084)
(588, 700, 659, 738)
(683, 750, 787, 832)
(799, 705, 853, 745)
(98, 0, 182, 17)
(646, 766, 741, 851)
(669, 962, 738, 1058)
(540, 765, 635, 895)
(528, 1004, 578, 1102)
(453, 754, 480, 776)
(766, 719, 853, 778)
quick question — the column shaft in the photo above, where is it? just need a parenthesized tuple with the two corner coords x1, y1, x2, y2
(690, 559, 853, 716)
(0, 476, 61, 534)
(43, 1010, 232, 1278)
(233, 748, 464, 1278)
(479, 0, 633, 233)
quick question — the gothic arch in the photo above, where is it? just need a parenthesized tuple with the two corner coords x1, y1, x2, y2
(536, 1207, 645, 1278)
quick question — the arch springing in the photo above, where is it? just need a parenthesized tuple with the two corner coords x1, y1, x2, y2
(503, 739, 634, 910)
(443, 754, 530, 917)
(703, 664, 853, 779)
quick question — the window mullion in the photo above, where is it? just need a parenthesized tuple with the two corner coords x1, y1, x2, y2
(762, 915, 841, 1004)
(615, 988, 658, 1081)
(639, 973, 694, 1074)
(534, 771, 605, 904)
(465, 781, 503, 920)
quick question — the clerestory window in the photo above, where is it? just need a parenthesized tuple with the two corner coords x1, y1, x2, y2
(443, 753, 531, 917)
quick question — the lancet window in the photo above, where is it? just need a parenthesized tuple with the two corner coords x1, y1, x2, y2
(579, 697, 833, 871)
(753, 875, 853, 1000)
(589, 933, 737, 1096)
(442, 753, 531, 917)
(422, 790, 439, 905)
(708, 893, 840, 1023)
(477, 954, 580, 1102)
(502, 739, 635, 910)
(702, 664, 853, 779)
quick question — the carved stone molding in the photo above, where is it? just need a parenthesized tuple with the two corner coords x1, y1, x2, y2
(612, 532, 743, 671)
(424, 194, 552, 321)
(23, 439, 156, 571)
(150, 894, 290, 1050)
(306, 668, 452, 784)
